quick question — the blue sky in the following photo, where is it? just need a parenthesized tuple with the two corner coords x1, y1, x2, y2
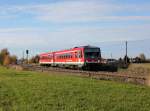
(0, 0, 150, 59)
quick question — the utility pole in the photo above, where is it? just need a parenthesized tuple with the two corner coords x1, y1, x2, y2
(125, 41, 128, 64)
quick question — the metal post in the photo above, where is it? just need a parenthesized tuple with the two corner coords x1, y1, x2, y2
(26, 50, 29, 64)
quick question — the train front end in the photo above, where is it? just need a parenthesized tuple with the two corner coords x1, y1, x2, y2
(83, 46, 101, 70)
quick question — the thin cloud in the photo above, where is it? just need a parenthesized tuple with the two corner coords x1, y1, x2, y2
(0, 24, 149, 48)
(0, 1, 150, 22)
(38, 15, 150, 23)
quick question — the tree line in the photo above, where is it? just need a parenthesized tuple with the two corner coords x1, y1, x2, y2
(0, 48, 40, 66)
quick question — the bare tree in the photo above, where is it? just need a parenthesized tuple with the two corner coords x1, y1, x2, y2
(29, 55, 40, 64)
(139, 53, 146, 62)
(10, 55, 17, 64)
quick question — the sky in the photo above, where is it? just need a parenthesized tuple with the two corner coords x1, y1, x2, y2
(0, 0, 150, 59)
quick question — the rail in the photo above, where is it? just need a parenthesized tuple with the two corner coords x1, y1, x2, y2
(20, 64, 147, 85)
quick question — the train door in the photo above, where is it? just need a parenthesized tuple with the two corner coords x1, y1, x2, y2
(52, 52, 55, 66)
(78, 51, 81, 63)
(75, 50, 82, 62)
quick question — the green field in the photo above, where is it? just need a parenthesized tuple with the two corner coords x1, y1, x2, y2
(1, 67, 150, 111)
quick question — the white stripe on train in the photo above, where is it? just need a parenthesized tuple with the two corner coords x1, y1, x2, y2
(39, 61, 98, 65)
(39, 62, 84, 65)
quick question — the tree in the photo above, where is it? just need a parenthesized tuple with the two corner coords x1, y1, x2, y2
(0, 48, 18, 65)
(0, 48, 10, 65)
(118, 58, 123, 62)
(34, 55, 40, 63)
(139, 53, 146, 62)
(3, 55, 11, 66)
(29, 55, 40, 64)
(123, 55, 130, 63)
(10, 55, 17, 64)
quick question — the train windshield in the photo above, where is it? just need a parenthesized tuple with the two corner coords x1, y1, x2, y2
(84, 48, 100, 59)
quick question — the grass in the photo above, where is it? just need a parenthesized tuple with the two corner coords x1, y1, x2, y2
(118, 63, 150, 76)
(0, 67, 150, 111)
(128, 63, 150, 69)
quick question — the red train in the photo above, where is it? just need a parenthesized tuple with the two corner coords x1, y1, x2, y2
(39, 46, 101, 70)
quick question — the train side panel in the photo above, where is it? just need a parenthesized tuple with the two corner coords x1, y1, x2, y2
(39, 53, 53, 66)
(54, 48, 84, 68)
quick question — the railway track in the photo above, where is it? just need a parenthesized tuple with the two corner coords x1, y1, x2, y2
(19, 64, 148, 85)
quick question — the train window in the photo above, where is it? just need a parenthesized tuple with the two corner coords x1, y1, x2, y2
(48, 55, 52, 59)
(67, 54, 69, 58)
(75, 52, 78, 58)
(66, 55, 68, 58)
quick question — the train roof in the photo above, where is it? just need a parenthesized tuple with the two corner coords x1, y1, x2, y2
(73, 45, 99, 49)
(39, 45, 100, 56)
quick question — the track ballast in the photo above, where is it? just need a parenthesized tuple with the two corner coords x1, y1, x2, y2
(19, 64, 147, 85)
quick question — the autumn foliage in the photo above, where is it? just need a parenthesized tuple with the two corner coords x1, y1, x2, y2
(0, 48, 17, 66)
(29, 55, 39, 64)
